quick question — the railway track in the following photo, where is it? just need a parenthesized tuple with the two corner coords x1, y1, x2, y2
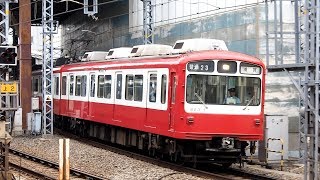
(9, 148, 105, 180)
(55, 129, 277, 180)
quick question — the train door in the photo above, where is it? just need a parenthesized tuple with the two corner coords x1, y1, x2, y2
(88, 73, 96, 118)
(169, 72, 177, 130)
(60, 74, 68, 116)
(145, 71, 157, 128)
(113, 72, 122, 121)
(53, 74, 60, 115)
(68, 74, 75, 115)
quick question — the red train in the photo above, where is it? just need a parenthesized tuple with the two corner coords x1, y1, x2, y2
(32, 39, 266, 166)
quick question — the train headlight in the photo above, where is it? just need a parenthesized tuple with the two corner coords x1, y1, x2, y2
(221, 137, 234, 149)
(222, 64, 230, 71)
(217, 61, 237, 73)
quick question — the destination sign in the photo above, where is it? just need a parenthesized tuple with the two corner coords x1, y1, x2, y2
(187, 61, 214, 72)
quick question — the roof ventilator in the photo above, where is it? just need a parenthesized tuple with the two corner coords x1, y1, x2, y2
(171, 38, 228, 54)
(105, 47, 132, 60)
(130, 44, 173, 57)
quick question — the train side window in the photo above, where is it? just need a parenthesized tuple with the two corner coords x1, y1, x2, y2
(125, 75, 134, 101)
(134, 75, 143, 101)
(40, 77, 42, 93)
(75, 76, 81, 96)
(161, 75, 167, 104)
(33, 78, 39, 93)
(90, 75, 95, 97)
(81, 75, 87, 97)
(70, 75, 74, 95)
(62, 76, 67, 95)
(116, 74, 122, 99)
(97, 75, 105, 98)
(54, 76, 59, 96)
(104, 75, 112, 99)
(149, 74, 157, 102)
(172, 76, 177, 104)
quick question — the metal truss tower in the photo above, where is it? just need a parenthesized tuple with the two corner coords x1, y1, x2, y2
(266, 0, 319, 179)
(42, 0, 54, 135)
(0, 1, 9, 45)
(300, 0, 319, 178)
(142, 0, 153, 44)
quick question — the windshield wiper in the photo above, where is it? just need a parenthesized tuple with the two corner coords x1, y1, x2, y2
(194, 93, 208, 109)
(243, 96, 254, 110)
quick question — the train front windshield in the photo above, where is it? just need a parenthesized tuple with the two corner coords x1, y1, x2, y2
(186, 75, 261, 106)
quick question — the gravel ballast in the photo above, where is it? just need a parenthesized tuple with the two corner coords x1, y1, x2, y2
(10, 135, 303, 180)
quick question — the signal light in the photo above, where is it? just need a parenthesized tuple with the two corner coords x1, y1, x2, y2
(0, 46, 17, 66)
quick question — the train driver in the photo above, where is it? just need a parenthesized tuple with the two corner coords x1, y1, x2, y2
(224, 88, 241, 105)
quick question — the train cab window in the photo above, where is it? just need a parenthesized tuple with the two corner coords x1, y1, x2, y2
(149, 74, 157, 102)
(134, 75, 143, 101)
(62, 76, 67, 95)
(90, 75, 95, 97)
(116, 74, 122, 99)
(125, 75, 134, 101)
(186, 75, 261, 106)
(75, 76, 81, 96)
(81, 75, 87, 97)
(98, 75, 105, 98)
(104, 75, 112, 99)
(54, 77, 59, 96)
(70, 75, 74, 95)
(161, 75, 167, 104)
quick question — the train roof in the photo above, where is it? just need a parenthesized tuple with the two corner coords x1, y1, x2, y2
(58, 50, 265, 72)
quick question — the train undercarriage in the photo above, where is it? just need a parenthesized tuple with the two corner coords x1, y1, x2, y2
(54, 115, 255, 167)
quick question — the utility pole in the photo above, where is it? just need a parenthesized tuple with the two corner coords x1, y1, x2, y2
(19, 0, 31, 132)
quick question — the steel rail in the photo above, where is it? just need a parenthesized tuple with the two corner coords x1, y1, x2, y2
(10, 162, 56, 180)
(9, 148, 105, 180)
(55, 129, 277, 180)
